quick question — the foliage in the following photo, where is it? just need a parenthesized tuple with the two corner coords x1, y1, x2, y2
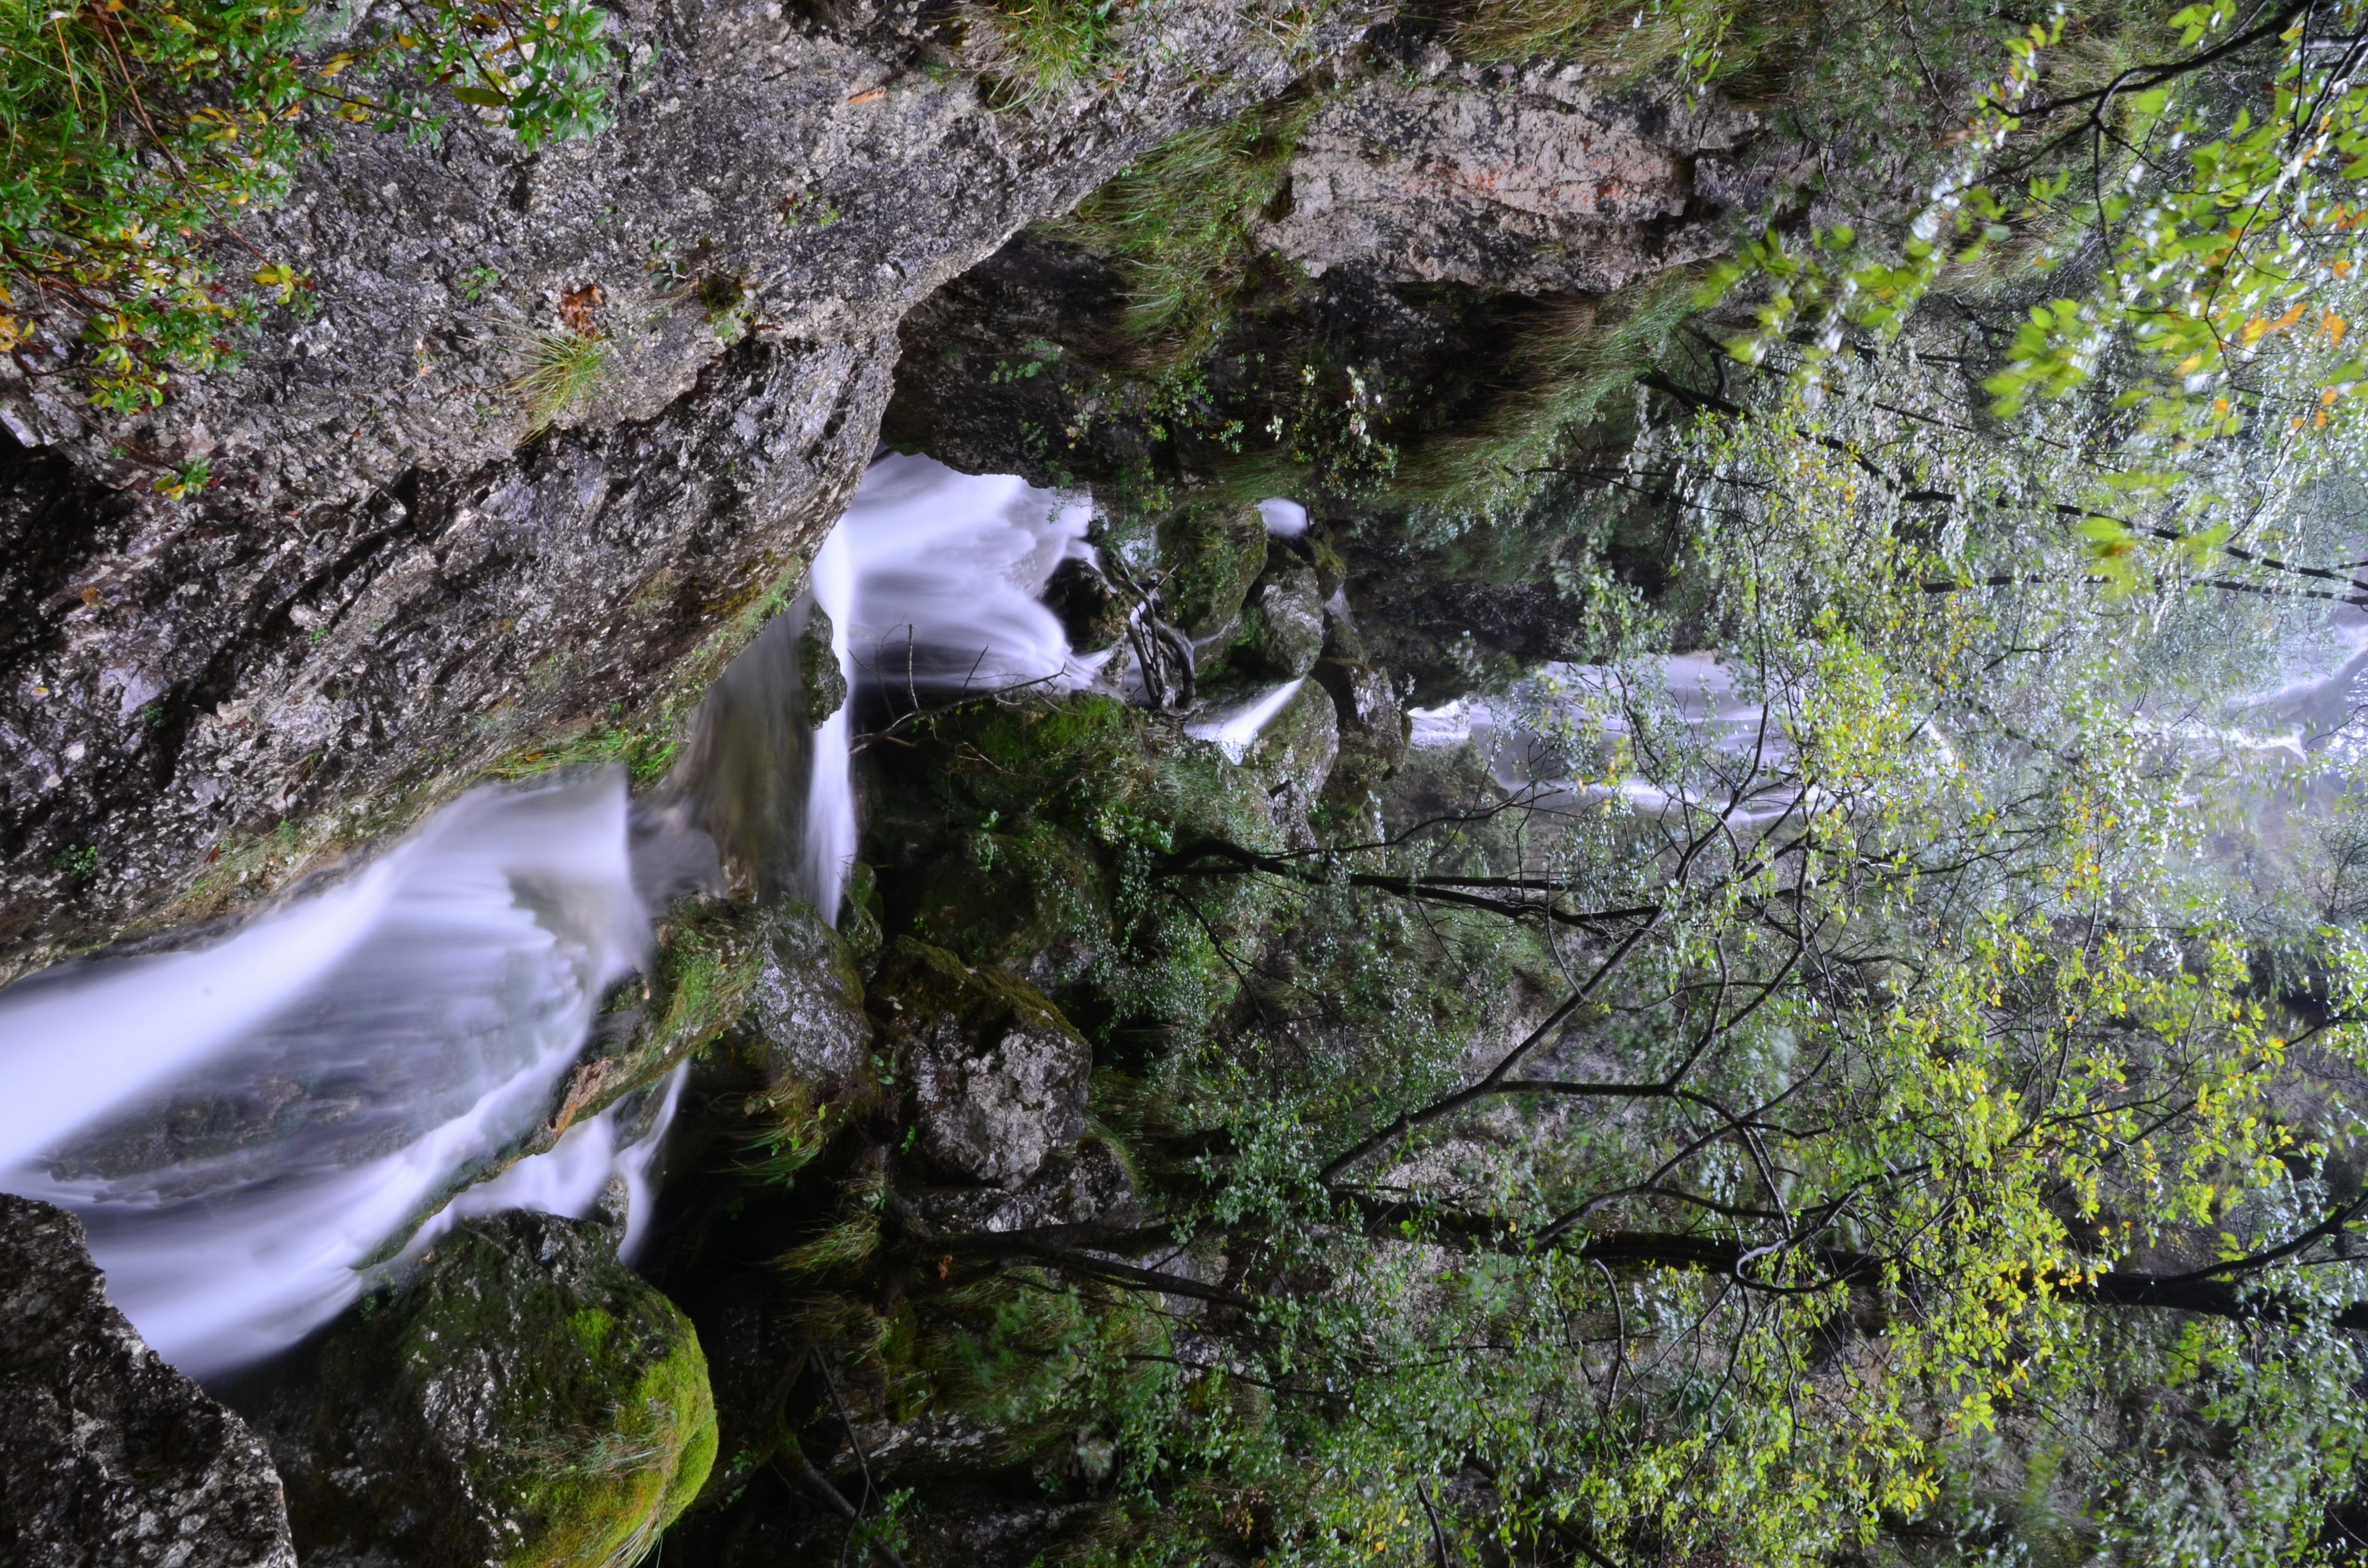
(1708, 0, 2368, 460)
(0, 0, 617, 414)
(1049, 97, 1315, 358)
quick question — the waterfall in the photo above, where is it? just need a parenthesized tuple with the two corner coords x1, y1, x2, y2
(0, 451, 1304, 1376)
(0, 774, 666, 1373)
(691, 452, 1101, 923)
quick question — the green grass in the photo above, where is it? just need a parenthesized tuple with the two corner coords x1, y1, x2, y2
(975, 0, 1124, 108)
(506, 325, 614, 432)
(1048, 97, 1314, 363)
(1448, 0, 1780, 84)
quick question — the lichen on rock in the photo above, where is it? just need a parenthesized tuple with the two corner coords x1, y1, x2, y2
(263, 1210, 716, 1568)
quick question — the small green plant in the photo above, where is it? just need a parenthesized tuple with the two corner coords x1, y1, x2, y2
(457, 265, 503, 302)
(989, 337, 1061, 382)
(692, 271, 750, 338)
(53, 844, 99, 881)
(152, 456, 210, 499)
(977, 0, 1122, 108)
(506, 324, 613, 432)
(0, 0, 619, 415)
(776, 190, 839, 228)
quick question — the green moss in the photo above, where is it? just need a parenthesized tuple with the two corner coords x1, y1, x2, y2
(1157, 504, 1270, 638)
(290, 1214, 717, 1568)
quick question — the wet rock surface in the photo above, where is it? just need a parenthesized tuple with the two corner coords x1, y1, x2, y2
(259, 1209, 715, 1568)
(0, 1194, 295, 1568)
(1314, 658, 1409, 798)
(747, 897, 873, 1092)
(1249, 564, 1326, 679)
(870, 939, 1090, 1189)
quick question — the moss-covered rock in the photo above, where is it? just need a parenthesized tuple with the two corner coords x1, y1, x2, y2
(794, 603, 849, 729)
(869, 940, 1090, 1189)
(1158, 503, 1268, 640)
(911, 822, 1113, 988)
(266, 1211, 716, 1568)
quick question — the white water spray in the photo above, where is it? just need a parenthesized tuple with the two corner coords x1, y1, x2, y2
(0, 774, 665, 1373)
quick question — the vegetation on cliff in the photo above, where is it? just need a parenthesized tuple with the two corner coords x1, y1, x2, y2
(647, 7, 2368, 1568)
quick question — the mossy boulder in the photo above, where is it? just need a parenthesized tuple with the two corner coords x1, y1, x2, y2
(869, 939, 1090, 1189)
(911, 822, 1111, 988)
(265, 1211, 717, 1568)
(793, 602, 848, 728)
(745, 896, 872, 1094)
(1158, 504, 1268, 640)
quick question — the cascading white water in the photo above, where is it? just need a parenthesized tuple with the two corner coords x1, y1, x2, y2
(793, 453, 1102, 919)
(0, 773, 666, 1374)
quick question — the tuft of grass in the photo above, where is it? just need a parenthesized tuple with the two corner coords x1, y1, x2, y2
(972, 0, 1124, 109)
(507, 324, 614, 433)
(1048, 97, 1315, 364)
(1448, 0, 1779, 83)
(773, 1212, 881, 1278)
(1384, 268, 1702, 518)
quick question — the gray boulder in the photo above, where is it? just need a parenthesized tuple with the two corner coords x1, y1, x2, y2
(1314, 660, 1408, 798)
(870, 940, 1090, 1189)
(1251, 564, 1326, 679)
(747, 896, 873, 1091)
(0, 1194, 295, 1568)
(907, 1140, 1141, 1237)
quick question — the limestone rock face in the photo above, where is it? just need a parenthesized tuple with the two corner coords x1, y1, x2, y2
(0, 0, 1364, 968)
(1256, 70, 1771, 294)
(870, 939, 1089, 1189)
(1251, 564, 1326, 679)
(1314, 659, 1407, 798)
(747, 896, 873, 1091)
(0, 1194, 295, 1568)
(262, 1210, 716, 1568)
